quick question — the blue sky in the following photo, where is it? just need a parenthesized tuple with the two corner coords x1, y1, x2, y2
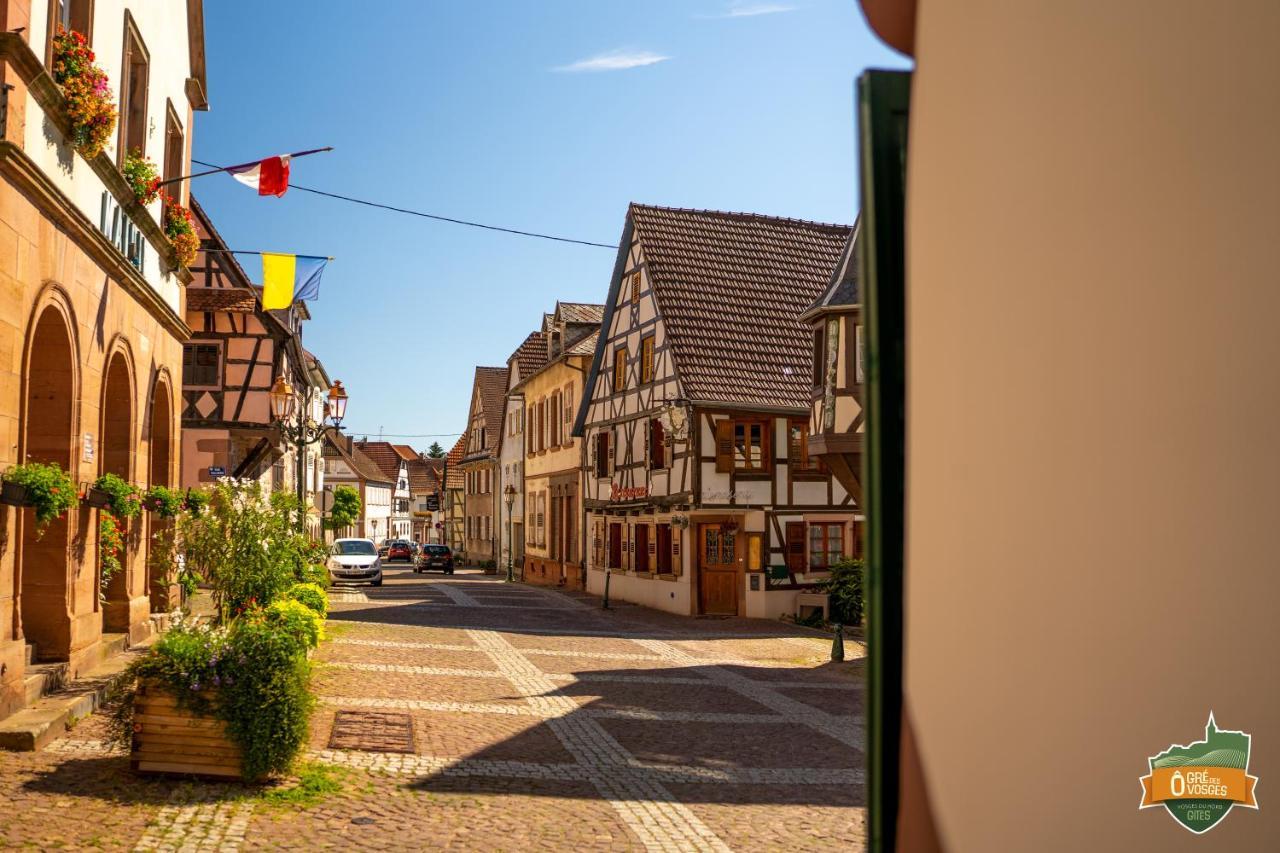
(193, 1, 909, 447)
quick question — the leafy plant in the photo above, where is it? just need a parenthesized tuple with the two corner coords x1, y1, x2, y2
(93, 473, 141, 518)
(143, 484, 184, 518)
(266, 598, 323, 650)
(181, 479, 309, 620)
(161, 194, 199, 268)
(259, 762, 345, 807)
(99, 513, 125, 595)
(817, 557, 864, 626)
(51, 27, 117, 158)
(183, 488, 210, 516)
(285, 582, 328, 619)
(297, 561, 328, 589)
(4, 461, 77, 531)
(122, 148, 161, 204)
(324, 485, 361, 530)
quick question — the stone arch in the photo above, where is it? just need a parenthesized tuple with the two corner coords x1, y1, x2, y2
(145, 368, 175, 611)
(16, 293, 80, 660)
(99, 340, 136, 632)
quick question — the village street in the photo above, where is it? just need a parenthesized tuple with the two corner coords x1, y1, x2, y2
(0, 569, 864, 851)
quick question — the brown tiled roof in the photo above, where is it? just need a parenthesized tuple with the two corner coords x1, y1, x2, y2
(187, 287, 256, 313)
(324, 435, 393, 485)
(630, 204, 851, 410)
(445, 437, 465, 488)
(467, 367, 508, 461)
(557, 302, 605, 324)
(510, 332, 548, 380)
(355, 441, 404, 482)
(801, 225, 860, 320)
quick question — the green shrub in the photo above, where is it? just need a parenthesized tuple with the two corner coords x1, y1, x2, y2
(93, 472, 142, 518)
(324, 485, 360, 530)
(266, 598, 323, 650)
(297, 561, 329, 588)
(183, 488, 210, 516)
(4, 461, 77, 531)
(818, 558, 864, 626)
(285, 582, 328, 619)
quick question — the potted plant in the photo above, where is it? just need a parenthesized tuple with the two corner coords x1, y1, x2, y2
(2, 462, 78, 532)
(160, 194, 199, 268)
(114, 480, 325, 780)
(122, 148, 161, 205)
(142, 484, 183, 518)
(50, 27, 117, 159)
(92, 473, 142, 518)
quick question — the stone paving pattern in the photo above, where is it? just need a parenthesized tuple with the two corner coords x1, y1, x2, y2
(0, 568, 865, 851)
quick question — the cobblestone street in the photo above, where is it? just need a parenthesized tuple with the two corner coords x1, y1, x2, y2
(0, 568, 864, 851)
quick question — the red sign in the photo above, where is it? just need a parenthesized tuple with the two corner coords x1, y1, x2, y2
(610, 484, 649, 502)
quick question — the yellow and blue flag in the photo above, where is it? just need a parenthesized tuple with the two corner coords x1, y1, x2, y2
(261, 254, 329, 310)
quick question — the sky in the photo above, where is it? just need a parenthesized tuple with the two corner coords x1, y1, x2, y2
(193, 1, 910, 449)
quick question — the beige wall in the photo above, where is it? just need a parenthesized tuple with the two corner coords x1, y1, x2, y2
(904, 1, 1279, 849)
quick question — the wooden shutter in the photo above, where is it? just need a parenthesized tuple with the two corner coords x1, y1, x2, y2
(715, 419, 734, 473)
(785, 522, 806, 573)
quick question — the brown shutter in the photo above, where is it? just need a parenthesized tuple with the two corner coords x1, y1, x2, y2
(761, 420, 774, 470)
(715, 419, 734, 473)
(785, 522, 805, 573)
(649, 417, 665, 469)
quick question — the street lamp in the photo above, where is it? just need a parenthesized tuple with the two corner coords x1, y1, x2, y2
(503, 484, 517, 583)
(271, 375, 350, 531)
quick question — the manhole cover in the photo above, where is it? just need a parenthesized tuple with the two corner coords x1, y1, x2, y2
(329, 710, 415, 753)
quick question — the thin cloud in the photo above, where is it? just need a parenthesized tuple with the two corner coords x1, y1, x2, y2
(553, 50, 671, 73)
(705, 2, 797, 18)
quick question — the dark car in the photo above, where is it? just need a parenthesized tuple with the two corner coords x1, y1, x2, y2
(386, 540, 414, 562)
(415, 544, 454, 574)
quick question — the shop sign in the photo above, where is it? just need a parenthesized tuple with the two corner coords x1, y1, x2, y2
(610, 484, 649, 502)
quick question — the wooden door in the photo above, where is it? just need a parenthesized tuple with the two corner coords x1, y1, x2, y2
(698, 524, 738, 615)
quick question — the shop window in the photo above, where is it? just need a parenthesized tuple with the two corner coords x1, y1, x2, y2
(634, 524, 650, 572)
(608, 522, 623, 569)
(808, 522, 844, 570)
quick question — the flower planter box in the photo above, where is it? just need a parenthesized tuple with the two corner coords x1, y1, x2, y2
(0, 480, 33, 507)
(130, 681, 242, 780)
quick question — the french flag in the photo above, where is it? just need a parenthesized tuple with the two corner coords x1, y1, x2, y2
(227, 155, 291, 197)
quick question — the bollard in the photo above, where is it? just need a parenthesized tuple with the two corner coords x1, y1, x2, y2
(603, 569, 611, 610)
(831, 622, 845, 662)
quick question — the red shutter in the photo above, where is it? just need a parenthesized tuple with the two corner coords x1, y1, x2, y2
(715, 420, 734, 473)
(785, 522, 805, 573)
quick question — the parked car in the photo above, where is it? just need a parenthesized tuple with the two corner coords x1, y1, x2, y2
(377, 538, 393, 558)
(328, 538, 383, 586)
(415, 544, 454, 575)
(386, 540, 414, 562)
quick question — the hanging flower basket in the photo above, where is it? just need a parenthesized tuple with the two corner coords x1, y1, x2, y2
(82, 485, 112, 510)
(51, 27, 117, 159)
(1, 479, 33, 508)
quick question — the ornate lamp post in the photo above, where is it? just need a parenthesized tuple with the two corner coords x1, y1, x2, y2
(503, 483, 517, 583)
(270, 375, 349, 532)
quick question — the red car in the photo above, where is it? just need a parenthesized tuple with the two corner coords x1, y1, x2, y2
(386, 540, 414, 562)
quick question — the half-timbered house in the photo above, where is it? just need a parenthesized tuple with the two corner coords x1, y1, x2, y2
(179, 198, 312, 493)
(573, 205, 854, 617)
(498, 331, 548, 572)
(800, 227, 865, 516)
(443, 437, 466, 552)
(355, 440, 413, 541)
(460, 366, 508, 566)
(517, 303, 603, 589)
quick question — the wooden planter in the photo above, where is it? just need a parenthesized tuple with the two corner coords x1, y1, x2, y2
(131, 681, 243, 779)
